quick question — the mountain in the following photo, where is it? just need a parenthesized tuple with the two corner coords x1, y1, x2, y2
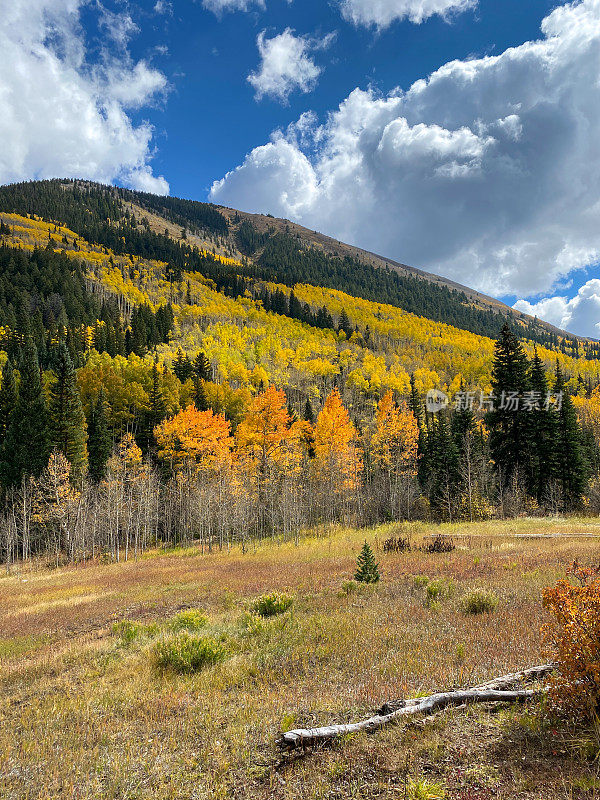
(0, 179, 583, 349)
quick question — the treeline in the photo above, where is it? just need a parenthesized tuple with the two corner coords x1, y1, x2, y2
(416, 325, 599, 520)
(1, 324, 600, 568)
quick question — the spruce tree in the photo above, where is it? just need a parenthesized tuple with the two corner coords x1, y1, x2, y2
(354, 541, 380, 584)
(527, 351, 557, 503)
(486, 324, 531, 489)
(554, 364, 588, 510)
(193, 376, 209, 412)
(1, 339, 50, 485)
(194, 350, 211, 381)
(0, 359, 17, 446)
(49, 341, 88, 480)
(303, 398, 315, 424)
(141, 358, 167, 451)
(88, 388, 112, 483)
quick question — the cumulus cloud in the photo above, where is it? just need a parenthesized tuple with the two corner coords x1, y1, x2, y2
(248, 29, 334, 103)
(514, 280, 600, 339)
(0, 0, 169, 194)
(202, 0, 265, 15)
(338, 0, 477, 28)
(211, 0, 600, 299)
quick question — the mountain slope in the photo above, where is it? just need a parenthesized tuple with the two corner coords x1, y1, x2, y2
(0, 179, 582, 348)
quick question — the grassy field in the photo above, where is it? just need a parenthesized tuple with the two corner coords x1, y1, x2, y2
(1, 517, 600, 799)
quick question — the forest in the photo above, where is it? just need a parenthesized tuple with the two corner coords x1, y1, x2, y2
(1, 182, 600, 566)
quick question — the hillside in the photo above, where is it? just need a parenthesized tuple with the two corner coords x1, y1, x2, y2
(0, 179, 585, 348)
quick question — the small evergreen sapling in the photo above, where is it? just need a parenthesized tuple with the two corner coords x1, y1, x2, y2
(354, 541, 381, 584)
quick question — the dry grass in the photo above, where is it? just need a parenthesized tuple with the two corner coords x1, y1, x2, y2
(1, 517, 599, 799)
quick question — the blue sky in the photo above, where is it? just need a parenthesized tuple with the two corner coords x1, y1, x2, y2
(3, 0, 600, 337)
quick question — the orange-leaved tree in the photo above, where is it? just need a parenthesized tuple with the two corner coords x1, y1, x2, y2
(154, 405, 233, 476)
(235, 387, 309, 534)
(370, 391, 419, 520)
(542, 561, 600, 719)
(312, 389, 362, 521)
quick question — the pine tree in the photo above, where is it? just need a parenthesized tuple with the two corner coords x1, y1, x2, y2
(141, 358, 167, 452)
(193, 376, 210, 412)
(354, 541, 380, 583)
(554, 364, 588, 510)
(486, 323, 531, 489)
(0, 359, 17, 446)
(0, 339, 50, 485)
(527, 351, 557, 503)
(194, 350, 211, 381)
(88, 388, 112, 483)
(49, 341, 88, 480)
(303, 398, 315, 424)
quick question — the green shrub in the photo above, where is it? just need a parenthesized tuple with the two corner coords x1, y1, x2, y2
(251, 592, 293, 618)
(426, 580, 446, 603)
(461, 589, 499, 614)
(169, 609, 208, 631)
(112, 620, 142, 645)
(413, 575, 430, 589)
(407, 777, 446, 799)
(338, 579, 360, 596)
(152, 633, 227, 674)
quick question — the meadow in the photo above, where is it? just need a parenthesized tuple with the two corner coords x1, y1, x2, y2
(1, 517, 599, 799)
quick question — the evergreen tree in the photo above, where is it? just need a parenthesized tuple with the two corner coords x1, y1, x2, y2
(194, 350, 211, 381)
(0, 339, 50, 485)
(303, 397, 315, 424)
(527, 351, 557, 503)
(141, 358, 167, 451)
(354, 541, 380, 584)
(486, 324, 531, 489)
(49, 341, 88, 480)
(554, 364, 588, 510)
(88, 388, 112, 483)
(193, 376, 209, 412)
(0, 359, 16, 446)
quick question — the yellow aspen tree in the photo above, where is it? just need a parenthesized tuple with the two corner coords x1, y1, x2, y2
(312, 389, 362, 521)
(154, 405, 233, 476)
(370, 391, 419, 520)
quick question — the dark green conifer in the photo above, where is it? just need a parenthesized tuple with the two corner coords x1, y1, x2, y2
(88, 388, 111, 483)
(0, 359, 16, 445)
(354, 541, 380, 584)
(1, 339, 50, 485)
(554, 364, 588, 510)
(49, 341, 88, 480)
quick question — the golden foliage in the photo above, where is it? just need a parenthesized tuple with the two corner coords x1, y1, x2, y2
(155, 405, 233, 475)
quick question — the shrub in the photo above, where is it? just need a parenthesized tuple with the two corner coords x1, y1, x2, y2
(112, 620, 142, 645)
(354, 541, 381, 583)
(169, 609, 208, 631)
(383, 536, 411, 553)
(152, 632, 227, 674)
(426, 580, 446, 603)
(461, 589, 499, 614)
(251, 591, 293, 618)
(425, 533, 455, 553)
(339, 579, 360, 596)
(407, 777, 445, 799)
(413, 575, 430, 589)
(542, 561, 600, 718)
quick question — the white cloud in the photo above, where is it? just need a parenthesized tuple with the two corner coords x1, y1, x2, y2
(211, 0, 600, 298)
(514, 280, 600, 339)
(248, 29, 334, 103)
(0, 0, 169, 194)
(338, 0, 477, 28)
(202, 0, 265, 15)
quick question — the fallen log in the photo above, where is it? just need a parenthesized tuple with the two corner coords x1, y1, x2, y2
(277, 663, 555, 751)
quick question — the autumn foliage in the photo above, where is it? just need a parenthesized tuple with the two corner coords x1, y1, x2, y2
(542, 561, 600, 718)
(155, 405, 233, 475)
